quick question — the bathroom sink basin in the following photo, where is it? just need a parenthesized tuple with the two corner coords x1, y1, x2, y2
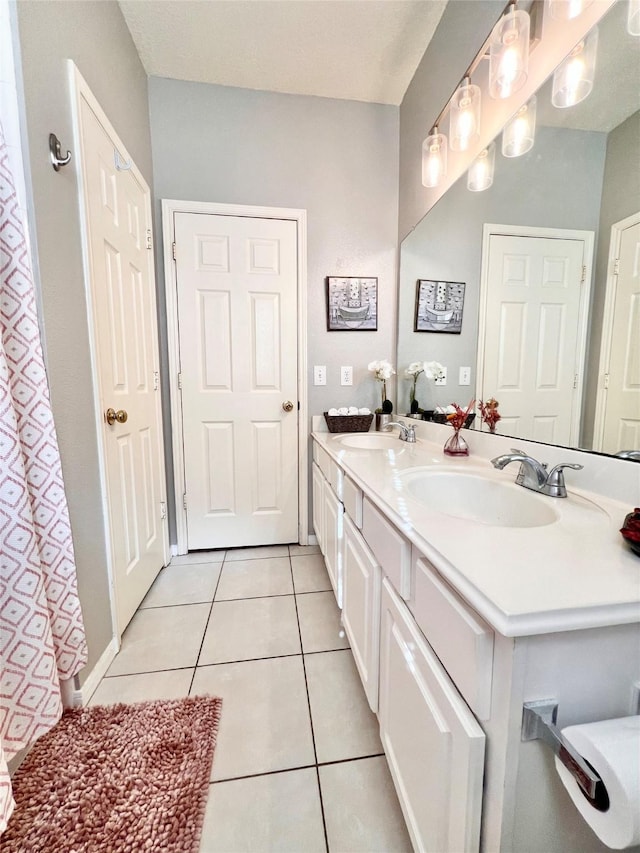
(400, 469, 559, 528)
(332, 433, 405, 450)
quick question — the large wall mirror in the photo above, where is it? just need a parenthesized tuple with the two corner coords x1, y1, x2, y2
(397, 0, 639, 458)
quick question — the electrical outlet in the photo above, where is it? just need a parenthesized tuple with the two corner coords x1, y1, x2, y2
(435, 366, 447, 386)
(341, 366, 353, 386)
(459, 366, 471, 386)
(314, 365, 326, 386)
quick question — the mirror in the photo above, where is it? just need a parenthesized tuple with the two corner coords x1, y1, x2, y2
(397, 0, 640, 456)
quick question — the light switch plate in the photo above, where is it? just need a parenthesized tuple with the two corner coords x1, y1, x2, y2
(459, 366, 471, 386)
(435, 366, 447, 386)
(341, 366, 353, 386)
(314, 365, 327, 386)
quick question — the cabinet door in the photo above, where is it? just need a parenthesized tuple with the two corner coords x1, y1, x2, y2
(323, 478, 344, 606)
(342, 514, 381, 712)
(379, 578, 485, 853)
(311, 462, 325, 555)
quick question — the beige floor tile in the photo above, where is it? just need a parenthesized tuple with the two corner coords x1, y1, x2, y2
(289, 543, 321, 557)
(224, 545, 290, 561)
(199, 596, 300, 664)
(171, 550, 225, 566)
(140, 561, 222, 608)
(200, 769, 325, 853)
(291, 553, 332, 593)
(215, 557, 293, 600)
(305, 650, 382, 763)
(296, 591, 350, 653)
(107, 604, 210, 676)
(319, 756, 412, 852)
(191, 657, 315, 781)
(88, 668, 194, 706)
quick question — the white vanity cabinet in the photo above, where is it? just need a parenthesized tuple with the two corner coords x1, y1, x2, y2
(311, 461, 325, 554)
(342, 513, 381, 711)
(379, 577, 486, 853)
(323, 477, 343, 606)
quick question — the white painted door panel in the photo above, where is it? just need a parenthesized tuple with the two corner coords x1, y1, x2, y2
(175, 213, 298, 549)
(379, 579, 485, 853)
(78, 96, 167, 633)
(601, 220, 640, 453)
(482, 234, 586, 445)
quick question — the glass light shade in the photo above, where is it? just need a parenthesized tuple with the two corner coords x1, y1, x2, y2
(449, 82, 481, 152)
(548, 0, 595, 20)
(467, 143, 496, 192)
(421, 131, 448, 188)
(489, 8, 530, 99)
(552, 27, 598, 108)
(628, 0, 640, 36)
(502, 96, 537, 157)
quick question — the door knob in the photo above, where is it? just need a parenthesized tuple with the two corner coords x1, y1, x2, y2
(282, 401, 294, 412)
(105, 407, 128, 425)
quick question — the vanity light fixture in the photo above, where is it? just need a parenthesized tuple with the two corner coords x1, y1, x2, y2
(548, 0, 595, 21)
(501, 95, 537, 157)
(552, 26, 599, 108)
(467, 142, 496, 192)
(449, 77, 482, 152)
(422, 127, 448, 188)
(489, 2, 530, 100)
(628, 0, 640, 36)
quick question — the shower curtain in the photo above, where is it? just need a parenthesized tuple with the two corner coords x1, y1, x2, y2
(0, 123, 88, 831)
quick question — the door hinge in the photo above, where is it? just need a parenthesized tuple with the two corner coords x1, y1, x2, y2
(183, 493, 187, 511)
(146, 229, 152, 250)
(172, 241, 177, 260)
(153, 371, 159, 391)
(613, 258, 620, 275)
(573, 373, 578, 389)
(160, 501, 167, 520)
(177, 372, 183, 390)
(604, 373, 610, 390)
(580, 265, 586, 284)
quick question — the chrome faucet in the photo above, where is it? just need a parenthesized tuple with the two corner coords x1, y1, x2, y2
(383, 422, 417, 443)
(491, 448, 583, 498)
(614, 450, 640, 462)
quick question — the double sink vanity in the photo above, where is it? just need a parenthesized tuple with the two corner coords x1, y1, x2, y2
(311, 419, 640, 852)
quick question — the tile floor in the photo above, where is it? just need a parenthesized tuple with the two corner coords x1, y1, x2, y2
(90, 545, 412, 852)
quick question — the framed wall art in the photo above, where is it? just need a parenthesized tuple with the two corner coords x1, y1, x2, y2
(326, 277, 378, 331)
(414, 279, 465, 333)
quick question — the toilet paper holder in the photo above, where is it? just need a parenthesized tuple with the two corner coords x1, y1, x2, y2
(522, 700, 603, 801)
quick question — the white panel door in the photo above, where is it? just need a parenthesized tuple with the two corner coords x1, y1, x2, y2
(78, 95, 168, 633)
(379, 579, 485, 853)
(600, 219, 640, 453)
(175, 213, 298, 549)
(481, 234, 587, 445)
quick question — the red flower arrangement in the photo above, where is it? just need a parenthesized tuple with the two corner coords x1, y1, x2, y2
(479, 398, 501, 433)
(446, 399, 476, 430)
(621, 509, 640, 556)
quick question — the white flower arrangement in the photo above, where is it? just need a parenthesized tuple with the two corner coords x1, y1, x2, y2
(368, 359, 395, 411)
(404, 360, 445, 410)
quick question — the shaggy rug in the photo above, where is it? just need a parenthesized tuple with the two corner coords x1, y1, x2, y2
(2, 695, 222, 853)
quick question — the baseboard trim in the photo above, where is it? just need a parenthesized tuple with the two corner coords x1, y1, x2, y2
(74, 637, 118, 706)
(308, 533, 318, 546)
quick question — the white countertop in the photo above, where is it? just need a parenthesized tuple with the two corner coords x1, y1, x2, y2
(312, 429, 640, 638)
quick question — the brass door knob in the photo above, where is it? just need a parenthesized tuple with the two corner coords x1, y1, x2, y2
(282, 401, 294, 412)
(105, 407, 128, 425)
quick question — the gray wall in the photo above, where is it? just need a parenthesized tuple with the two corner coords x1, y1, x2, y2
(16, 0, 154, 681)
(582, 109, 640, 447)
(399, 0, 505, 242)
(148, 78, 399, 536)
(397, 127, 607, 415)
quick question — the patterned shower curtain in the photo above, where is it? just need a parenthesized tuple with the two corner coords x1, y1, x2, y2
(0, 123, 88, 831)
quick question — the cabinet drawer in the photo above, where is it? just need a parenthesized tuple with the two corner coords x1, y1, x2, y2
(343, 476, 363, 528)
(412, 554, 493, 720)
(362, 498, 411, 599)
(313, 442, 332, 481)
(329, 459, 343, 501)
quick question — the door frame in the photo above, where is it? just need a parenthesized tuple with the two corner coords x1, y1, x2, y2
(162, 199, 309, 555)
(477, 223, 594, 446)
(69, 62, 170, 643)
(592, 210, 640, 452)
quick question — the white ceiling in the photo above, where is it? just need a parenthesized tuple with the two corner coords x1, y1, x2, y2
(118, 0, 448, 106)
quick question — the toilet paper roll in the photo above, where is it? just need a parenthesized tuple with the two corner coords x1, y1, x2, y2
(555, 716, 640, 849)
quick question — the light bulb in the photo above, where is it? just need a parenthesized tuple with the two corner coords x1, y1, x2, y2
(552, 27, 598, 108)
(450, 81, 481, 152)
(422, 130, 448, 188)
(489, 7, 530, 100)
(628, 0, 640, 36)
(502, 96, 537, 157)
(468, 143, 496, 192)
(548, 0, 595, 21)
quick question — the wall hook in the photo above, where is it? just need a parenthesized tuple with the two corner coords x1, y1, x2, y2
(49, 133, 71, 171)
(114, 150, 132, 171)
